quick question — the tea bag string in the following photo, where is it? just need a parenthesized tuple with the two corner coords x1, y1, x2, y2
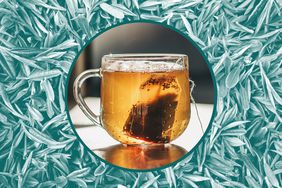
(189, 79, 204, 134)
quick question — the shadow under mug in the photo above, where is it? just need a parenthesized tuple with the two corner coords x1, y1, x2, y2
(73, 54, 190, 145)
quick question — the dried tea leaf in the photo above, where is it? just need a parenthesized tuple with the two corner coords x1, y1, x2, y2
(100, 3, 125, 19)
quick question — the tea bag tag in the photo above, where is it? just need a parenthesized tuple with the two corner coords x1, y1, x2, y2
(189, 79, 204, 134)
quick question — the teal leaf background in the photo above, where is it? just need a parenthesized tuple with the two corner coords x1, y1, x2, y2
(0, 0, 281, 187)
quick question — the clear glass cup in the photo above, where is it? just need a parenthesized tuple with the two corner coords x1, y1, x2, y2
(73, 54, 190, 145)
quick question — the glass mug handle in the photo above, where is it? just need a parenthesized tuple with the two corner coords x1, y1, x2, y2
(73, 69, 101, 126)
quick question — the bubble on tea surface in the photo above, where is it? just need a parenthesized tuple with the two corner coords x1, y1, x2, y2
(106, 61, 183, 72)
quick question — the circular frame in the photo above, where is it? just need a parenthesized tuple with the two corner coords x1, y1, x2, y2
(65, 20, 218, 172)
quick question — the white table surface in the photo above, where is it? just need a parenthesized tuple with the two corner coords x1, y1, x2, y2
(70, 97, 214, 151)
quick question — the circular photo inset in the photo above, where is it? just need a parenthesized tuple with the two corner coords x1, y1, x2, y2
(67, 23, 215, 170)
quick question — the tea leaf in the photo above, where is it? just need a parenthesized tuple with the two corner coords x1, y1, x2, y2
(22, 151, 33, 174)
(224, 137, 245, 147)
(225, 65, 241, 89)
(20, 70, 62, 81)
(94, 163, 107, 176)
(185, 174, 210, 182)
(263, 161, 280, 187)
(67, 168, 90, 179)
(140, 175, 160, 188)
(100, 3, 125, 19)
(21, 122, 66, 149)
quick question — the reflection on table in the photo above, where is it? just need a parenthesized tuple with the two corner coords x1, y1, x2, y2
(93, 144, 187, 170)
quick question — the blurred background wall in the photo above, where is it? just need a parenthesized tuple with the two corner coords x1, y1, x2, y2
(69, 23, 214, 108)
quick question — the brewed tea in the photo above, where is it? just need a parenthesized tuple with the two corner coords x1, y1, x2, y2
(101, 61, 190, 144)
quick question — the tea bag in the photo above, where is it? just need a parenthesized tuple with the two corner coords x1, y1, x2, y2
(123, 74, 180, 143)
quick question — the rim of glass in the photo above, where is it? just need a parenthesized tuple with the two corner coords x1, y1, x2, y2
(103, 53, 188, 61)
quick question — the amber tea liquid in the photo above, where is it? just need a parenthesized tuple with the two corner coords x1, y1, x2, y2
(101, 62, 190, 144)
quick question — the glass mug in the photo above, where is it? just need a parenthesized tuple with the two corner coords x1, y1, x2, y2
(73, 54, 190, 145)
